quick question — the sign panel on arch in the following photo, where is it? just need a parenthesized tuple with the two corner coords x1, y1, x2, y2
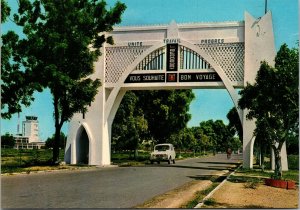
(166, 44, 178, 71)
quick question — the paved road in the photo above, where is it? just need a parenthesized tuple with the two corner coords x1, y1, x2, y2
(1, 154, 242, 208)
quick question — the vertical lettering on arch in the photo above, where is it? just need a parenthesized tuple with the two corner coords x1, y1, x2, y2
(166, 44, 178, 71)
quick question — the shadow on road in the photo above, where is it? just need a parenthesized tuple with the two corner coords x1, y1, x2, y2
(197, 161, 241, 165)
(145, 164, 236, 171)
(187, 174, 228, 182)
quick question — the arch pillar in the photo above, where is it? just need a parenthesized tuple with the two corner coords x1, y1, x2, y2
(243, 11, 276, 168)
(101, 121, 111, 165)
(65, 114, 110, 166)
(101, 89, 128, 165)
(65, 53, 109, 166)
(107, 89, 127, 144)
(243, 131, 255, 169)
(242, 110, 256, 169)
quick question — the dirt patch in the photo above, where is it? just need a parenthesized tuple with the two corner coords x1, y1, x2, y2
(134, 180, 212, 208)
(203, 181, 299, 208)
(134, 169, 298, 209)
(134, 170, 230, 208)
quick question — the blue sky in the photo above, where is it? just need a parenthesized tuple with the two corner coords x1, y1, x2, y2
(2, 0, 299, 140)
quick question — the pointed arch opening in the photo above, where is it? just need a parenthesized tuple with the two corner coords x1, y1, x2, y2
(76, 126, 90, 164)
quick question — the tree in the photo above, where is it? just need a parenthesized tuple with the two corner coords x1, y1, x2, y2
(229, 136, 242, 152)
(198, 120, 236, 153)
(3, 0, 126, 163)
(212, 120, 234, 152)
(112, 89, 194, 154)
(199, 120, 217, 152)
(286, 134, 299, 155)
(136, 90, 195, 143)
(239, 44, 299, 177)
(227, 107, 267, 167)
(180, 128, 196, 151)
(45, 132, 67, 149)
(226, 107, 243, 140)
(191, 127, 212, 154)
(1, 133, 15, 148)
(1, 0, 40, 119)
(1, 0, 10, 22)
(112, 91, 148, 158)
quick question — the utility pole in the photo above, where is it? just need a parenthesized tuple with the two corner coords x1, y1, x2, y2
(17, 112, 20, 135)
(265, 0, 268, 14)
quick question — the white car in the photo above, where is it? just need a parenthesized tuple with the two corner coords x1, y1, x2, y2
(150, 143, 176, 164)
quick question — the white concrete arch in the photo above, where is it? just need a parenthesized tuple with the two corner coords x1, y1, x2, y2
(66, 13, 285, 168)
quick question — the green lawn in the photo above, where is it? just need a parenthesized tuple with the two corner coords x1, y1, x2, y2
(237, 155, 299, 183)
(1, 149, 64, 174)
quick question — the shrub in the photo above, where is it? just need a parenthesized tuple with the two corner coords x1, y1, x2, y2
(288, 155, 299, 170)
(204, 198, 216, 206)
(244, 178, 260, 189)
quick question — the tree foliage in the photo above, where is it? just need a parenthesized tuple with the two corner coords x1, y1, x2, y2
(112, 89, 242, 155)
(173, 120, 240, 153)
(239, 44, 299, 177)
(227, 107, 243, 140)
(45, 132, 67, 149)
(1, 0, 11, 22)
(1, 0, 39, 119)
(286, 134, 299, 155)
(1, 133, 15, 148)
(112, 89, 195, 153)
(199, 120, 238, 152)
(191, 127, 212, 152)
(136, 90, 195, 143)
(2, 0, 126, 163)
(169, 128, 197, 152)
(112, 91, 148, 158)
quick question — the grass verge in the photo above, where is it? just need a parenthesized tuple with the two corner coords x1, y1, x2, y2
(2, 149, 208, 174)
(182, 180, 220, 208)
(235, 167, 299, 183)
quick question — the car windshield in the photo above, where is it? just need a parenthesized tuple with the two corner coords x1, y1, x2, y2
(155, 145, 170, 151)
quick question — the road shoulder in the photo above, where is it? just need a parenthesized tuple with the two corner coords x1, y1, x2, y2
(134, 180, 212, 208)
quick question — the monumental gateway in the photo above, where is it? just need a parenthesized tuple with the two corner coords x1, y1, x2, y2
(64, 12, 288, 169)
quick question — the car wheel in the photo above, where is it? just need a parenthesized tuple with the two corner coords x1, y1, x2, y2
(168, 157, 171, 164)
(150, 160, 154, 164)
(158, 161, 160, 164)
(173, 159, 175, 164)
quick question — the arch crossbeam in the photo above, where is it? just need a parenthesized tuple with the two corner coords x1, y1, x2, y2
(104, 40, 243, 124)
